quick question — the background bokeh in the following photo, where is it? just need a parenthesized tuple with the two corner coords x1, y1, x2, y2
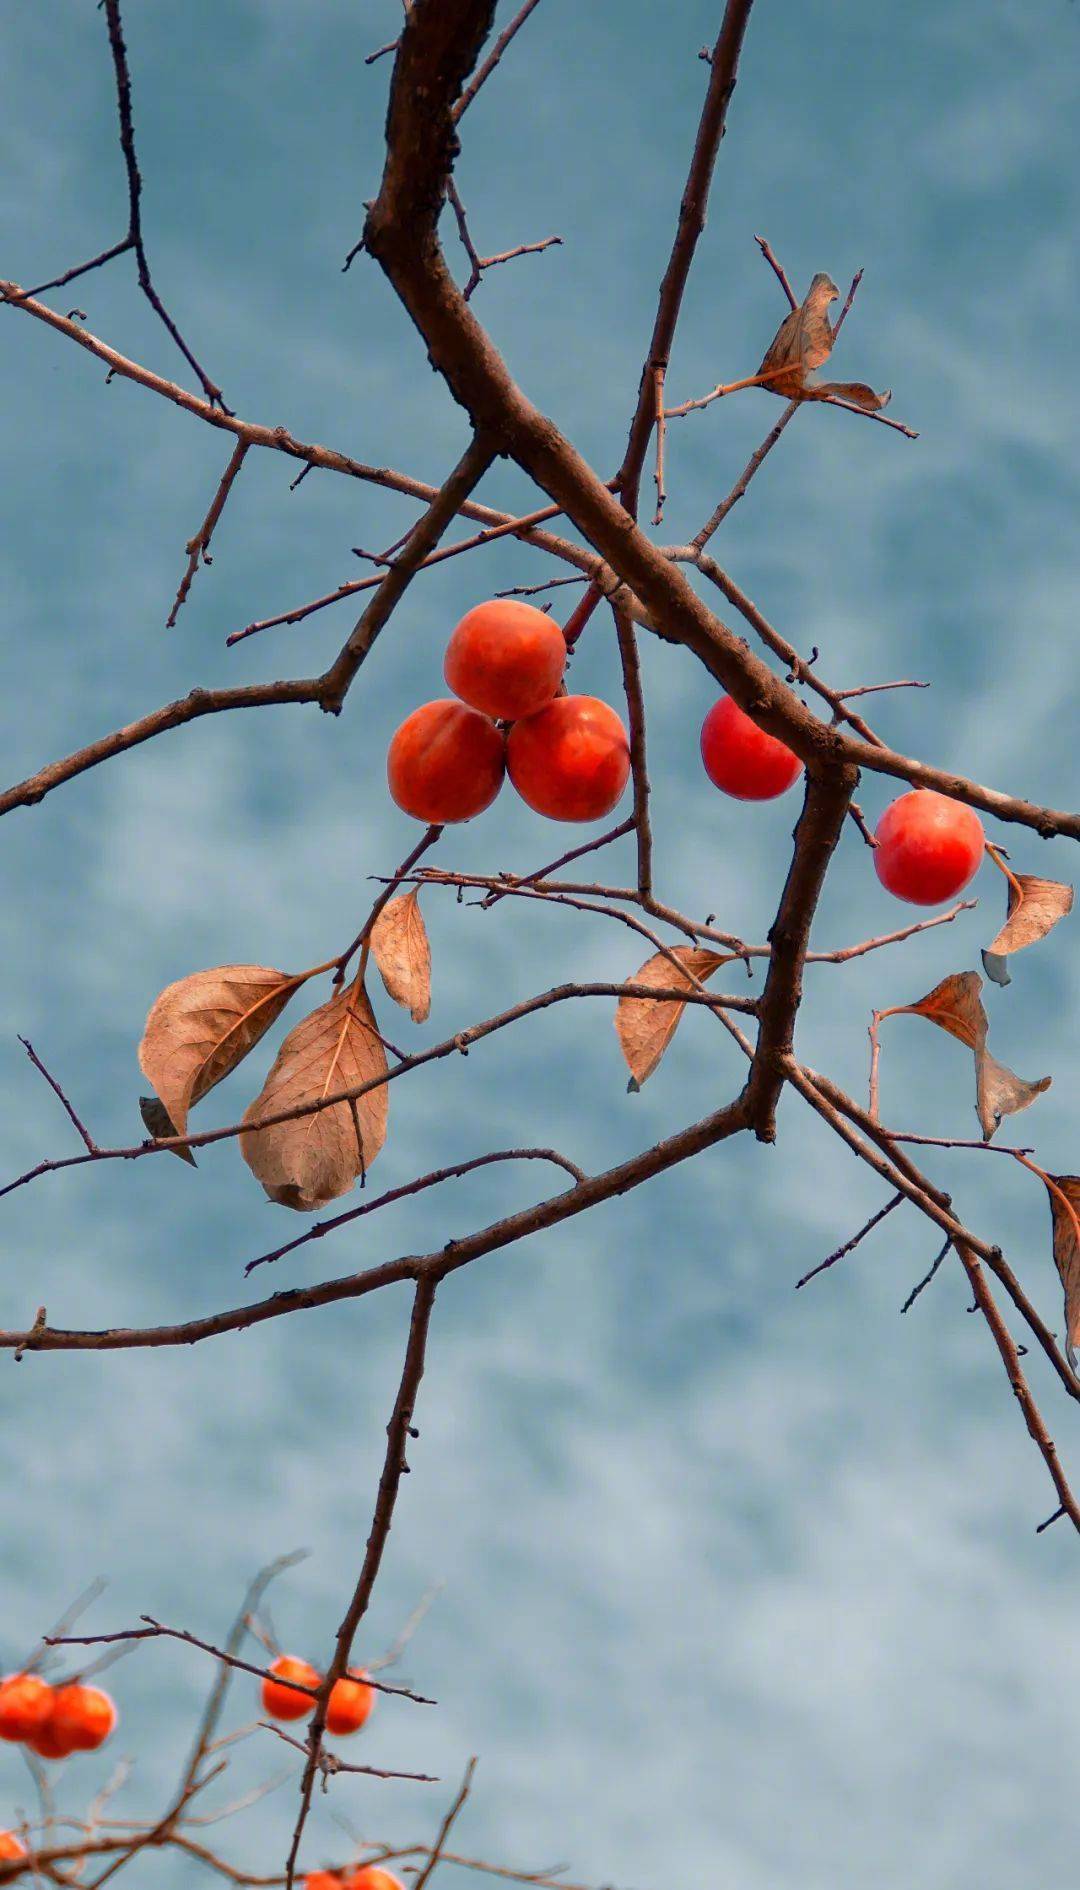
(2, 1, 1079, 1883)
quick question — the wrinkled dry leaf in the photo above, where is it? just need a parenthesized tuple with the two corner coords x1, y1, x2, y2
(982, 874, 1074, 987)
(370, 889, 431, 1023)
(882, 970, 1050, 1141)
(615, 947, 727, 1091)
(757, 273, 890, 410)
(975, 1051, 1052, 1142)
(139, 1094, 197, 1168)
(139, 965, 301, 1136)
(886, 971, 985, 1048)
(240, 981, 388, 1210)
(1044, 1174, 1080, 1372)
(812, 379, 892, 411)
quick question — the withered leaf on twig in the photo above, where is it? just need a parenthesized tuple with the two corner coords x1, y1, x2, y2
(139, 1095, 197, 1167)
(139, 965, 304, 1138)
(240, 980, 388, 1210)
(370, 889, 431, 1023)
(757, 272, 891, 410)
(879, 970, 1050, 1140)
(1043, 1173, 1080, 1372)
(615, 947, 728, 1091)
(982, 874, 1074, 987)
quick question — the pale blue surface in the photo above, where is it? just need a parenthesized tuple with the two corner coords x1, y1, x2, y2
(2, 2, 1079, 1884)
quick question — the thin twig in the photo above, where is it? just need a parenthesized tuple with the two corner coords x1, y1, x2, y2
(900, 1237, 951, 1313)
(166, 440, 249, 627)
(753, 233, 797, 309)
(17, 1038, 99, 1152)
(796, 1192, 904, 1289)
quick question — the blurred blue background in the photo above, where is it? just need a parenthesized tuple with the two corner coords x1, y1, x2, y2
(2, 1, 1079, 1883)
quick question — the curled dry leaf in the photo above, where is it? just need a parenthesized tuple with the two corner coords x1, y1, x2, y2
(1044, 1174, 1080, 1372)
(756, 272, 891, 410)
(139, 965, 302, 1137)
(139, 1095, 197, 1168)
(879, 970, 1050, 1141)
(982, 874, 1074, 987)
(976, 1052, 1051, 1142)
(615, 947, 728, 1091)
(370, 889, 431, 1023)
(240, 980, 388, 1210)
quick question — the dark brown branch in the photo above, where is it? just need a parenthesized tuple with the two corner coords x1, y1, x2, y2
(319, 432, 498, 711)
(616, 0, 758, 508)
(284, 1276, 440, 1886)
(612, 605, 653, 899)
(955, 1242, 1080, 1535)
(749, 766, 857, 1139)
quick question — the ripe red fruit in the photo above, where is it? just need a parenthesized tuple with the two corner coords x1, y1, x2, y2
(873, 789, 984, 905)
(325, 1670, 375, 1737)
(343, 1870, 405, 1890)
(700, 694, 802, 801)
(261, 1655, 321, 1722)
(303, 1874, 341, 1890)
(506, 695, 630, 822)
(0, 1831, 27, 1861)
(444, 599, 567, 722)
(28, 1715, 78, 1762)
(0, 1673, 53, 1743)
(49, 1685, 117, 1753)
(387, 700, 505, 824)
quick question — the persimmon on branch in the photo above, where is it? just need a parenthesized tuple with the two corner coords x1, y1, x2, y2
(2, 0, 1079, 1885)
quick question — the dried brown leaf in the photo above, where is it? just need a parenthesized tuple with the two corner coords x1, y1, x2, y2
(370, 889, 431, 1023)
(885, 971, 986, 1049)
(982, 874, 1074, 986)
(975, 1051, 1051, 1142)
(615, 947, 727, 1090)
(882, 970, 1050, 1140)
(812, 380, 892, 411)
(1044, 1174, 1080, 1371)
(139, 965, 301, 1136)
(139, 1095, 197, 1168)
(757, 273, 889, 410)
(240, 981, 388, 1210)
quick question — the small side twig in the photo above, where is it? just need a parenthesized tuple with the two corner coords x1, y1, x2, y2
(753, 233, 797, 309)
(18, 1038, 99, 1152)
(166, 440, 249, 628)
(796, 1191, 904, 1289)
(900, 1236, 951, 1314)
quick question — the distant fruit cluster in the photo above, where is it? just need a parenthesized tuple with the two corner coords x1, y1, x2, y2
(0, 1672, 117, 1761)
(700, 692, 985, 906)
(305, 1868, 404, 1890)
(261, 1656, 374, 1737)
(387, 599, 631, 825)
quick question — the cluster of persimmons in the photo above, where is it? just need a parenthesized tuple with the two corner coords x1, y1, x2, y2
(388, 598, 986, 907)
(261, 1654, 375, 1737)
(0, 1670, 116, 1763)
